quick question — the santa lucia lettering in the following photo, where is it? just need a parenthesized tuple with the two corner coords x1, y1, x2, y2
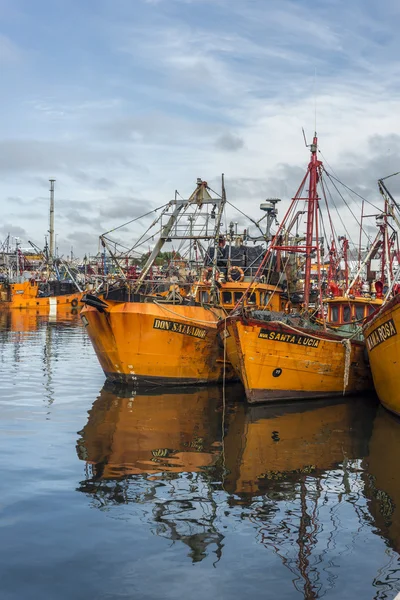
(258, 328, 320, 348)
(153, 318, 207, 339)
(366, 318, 397, 351)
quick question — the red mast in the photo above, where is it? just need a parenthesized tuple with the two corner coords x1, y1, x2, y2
(303, 135, 322, 307)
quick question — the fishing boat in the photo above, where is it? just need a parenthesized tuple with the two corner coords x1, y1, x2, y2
(219, 134, 375, 403)
(0, 180, 84, 311)
(81, 178, 283, 386)
(0, 279, 83, 310)
(362, 175, 400, 415)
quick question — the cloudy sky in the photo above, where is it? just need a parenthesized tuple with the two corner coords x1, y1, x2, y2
(1, 0, 400, 257)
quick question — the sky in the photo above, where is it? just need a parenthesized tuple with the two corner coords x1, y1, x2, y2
(1, 0, 400, 258)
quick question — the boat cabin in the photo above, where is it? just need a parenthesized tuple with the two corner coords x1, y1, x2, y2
(326, 296, 382, 326)
(195, 282, 283, 312)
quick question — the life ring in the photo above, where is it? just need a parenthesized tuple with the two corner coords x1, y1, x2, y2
(71, 298, 79, 307)
(228, 266, 244, 282)
(202, 268, 220, 283)
(284, 300, 292, 314)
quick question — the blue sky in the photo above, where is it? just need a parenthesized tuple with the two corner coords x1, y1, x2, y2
(1, 0, 400, 255)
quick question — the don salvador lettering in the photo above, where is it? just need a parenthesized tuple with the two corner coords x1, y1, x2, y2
(153, 318, 207, 340)
(366, 318, 397, 351)
(258, 328, 320, 348)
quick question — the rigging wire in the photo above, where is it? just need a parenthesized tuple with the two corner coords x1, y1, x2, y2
(318, 149, 383, 213)
(323, 171, 372, 243)
(101, 202, 169, 236)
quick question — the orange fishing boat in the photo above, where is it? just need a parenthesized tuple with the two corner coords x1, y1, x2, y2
(82, 178, 283, 385)
(363, 293, 400, 415)
(219, 134, 374, 403)
(0, 180, 84, 311)
(362, 175, 400, 416)
(0, 279, 83, 310)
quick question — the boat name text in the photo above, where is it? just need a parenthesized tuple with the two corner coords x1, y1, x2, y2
(366, 318, 397, 351)
(153, 318, 207, 339)
(258, 328, 320, 347)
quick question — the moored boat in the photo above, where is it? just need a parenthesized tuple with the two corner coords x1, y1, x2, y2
(361, 174, 400, 416)
(0, 279, 83, 310)
(363, 293, 400, 415)
(82, 177, 283, 386)
(219, 134, 375, 403)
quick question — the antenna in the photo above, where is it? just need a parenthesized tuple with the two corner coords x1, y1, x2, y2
(302, 128, 309, 147)
(314, 67, 317, 134)
(49, 179, 56, 260)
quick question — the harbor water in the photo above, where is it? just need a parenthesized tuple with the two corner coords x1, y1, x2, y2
(1, 311, 400, 600)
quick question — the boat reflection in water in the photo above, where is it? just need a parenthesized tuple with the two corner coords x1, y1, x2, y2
(364, 407, 400, 554)
(0, 305, 80, 334)
(77, 388, 400, 598)
(76, 384, 236, 563)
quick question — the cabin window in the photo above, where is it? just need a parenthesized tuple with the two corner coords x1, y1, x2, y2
(234, 292, 243, 303)
(248, 293, 256, 305)
(260, 292, 264, 305)
(200, 291, 209, 303)
(330, 305, 339, 323)
(343, 305, 351, 322)
(367, 305, 376, 315)
(222, 291, 232, 304)
(355, 305, 364, 321)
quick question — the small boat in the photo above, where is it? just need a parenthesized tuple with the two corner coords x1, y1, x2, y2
(219, 134, 375, 403)
(0, 180, 84, 311)
(0, 279, 83, 310)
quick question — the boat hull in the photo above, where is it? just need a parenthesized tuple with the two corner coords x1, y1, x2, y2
(221, 316, 373, 403)
(363, 295, 400, 416)
(0, 281, 83, 310)
(81, 301, 236, 385)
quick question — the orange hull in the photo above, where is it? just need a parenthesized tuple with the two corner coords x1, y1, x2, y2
(220, 314, 373, 403)
(81, 300, 236, 385)
(363, 295, 400, 416)
(0, 281, 83, 310)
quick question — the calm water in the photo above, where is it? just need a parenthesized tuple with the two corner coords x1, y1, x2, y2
(1, 311, 400, 599)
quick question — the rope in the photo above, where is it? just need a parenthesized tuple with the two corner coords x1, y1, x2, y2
(342, 338, 351, 394)
(221, 317, 227, 483)
(153, 300, 222, 324)
(268, 319, 352, 344)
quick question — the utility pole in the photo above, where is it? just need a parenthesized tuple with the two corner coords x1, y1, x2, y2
(49, 179, 56, 261)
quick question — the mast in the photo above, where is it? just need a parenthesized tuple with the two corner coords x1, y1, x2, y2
(303, 135, 320, 307)
(134, 199, 185, 288)
(49, 179, 56, 261)
(210, 174, 226, 304)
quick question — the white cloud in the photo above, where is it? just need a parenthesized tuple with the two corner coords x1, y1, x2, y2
(1, 0, 400, 256)
(0, 33, 22, 63)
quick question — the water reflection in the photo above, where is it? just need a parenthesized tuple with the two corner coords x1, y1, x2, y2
(363, 408, 400, 599)
(76, 385, 400, 598)
(77, 384, 233, 563)
(3, 309, 400, 598)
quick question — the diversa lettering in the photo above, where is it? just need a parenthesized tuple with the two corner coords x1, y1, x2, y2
(366, 318, 397, 351)
(153, 318, 207, 339)
(258, 328, 320, 348)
